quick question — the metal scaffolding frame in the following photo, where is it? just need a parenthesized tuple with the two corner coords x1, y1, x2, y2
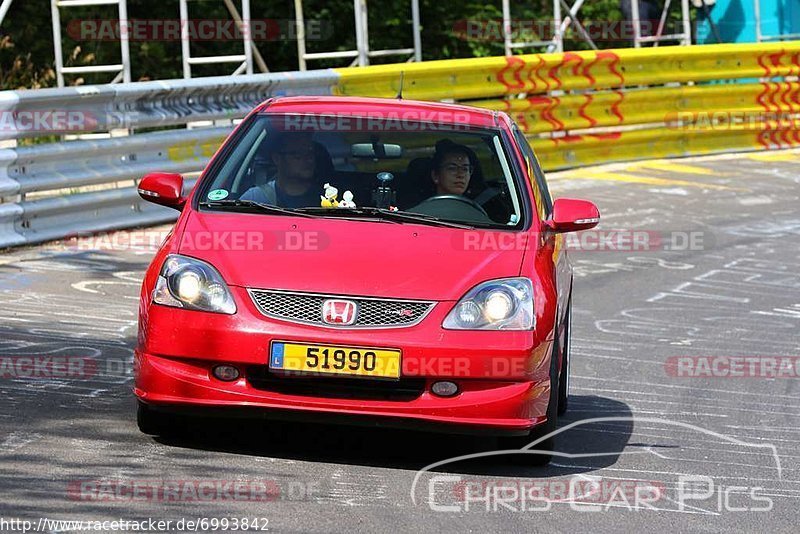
(0, 0, 14, 26)
(20, 0, 702, 87)
(294, 0, 422, 70)
(501, 0, 605, 54)
(50, 0, 132, 87)
(180, 0, 258, 78)
(501, 0, 562, 54)
(548, 0, 601, 52)
(630, 0, 692, 47)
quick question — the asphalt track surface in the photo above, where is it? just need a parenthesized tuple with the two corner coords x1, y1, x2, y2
(0, 149, 798, 533)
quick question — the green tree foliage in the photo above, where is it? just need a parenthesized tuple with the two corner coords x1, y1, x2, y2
(1, 0, 648, 89)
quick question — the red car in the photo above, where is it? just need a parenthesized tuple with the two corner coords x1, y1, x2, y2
(134, 96, 599, 464)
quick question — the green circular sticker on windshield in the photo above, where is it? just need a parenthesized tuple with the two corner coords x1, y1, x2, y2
(207, 189, 229, 201)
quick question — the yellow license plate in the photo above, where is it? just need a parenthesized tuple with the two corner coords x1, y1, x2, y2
(269, 341, 401, 379)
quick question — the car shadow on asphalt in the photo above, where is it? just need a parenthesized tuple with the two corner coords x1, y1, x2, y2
(153, 394, 635, 477)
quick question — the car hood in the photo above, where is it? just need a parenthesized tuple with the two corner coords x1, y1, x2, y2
(178, 211, 528, 301)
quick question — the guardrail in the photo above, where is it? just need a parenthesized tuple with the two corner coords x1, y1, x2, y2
(333, 42, 800, 169)
(1, 41, 799, 248)
(0, 71, 339, 141)
(0, 71, 338, 248)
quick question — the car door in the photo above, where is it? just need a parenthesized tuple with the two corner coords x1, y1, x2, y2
(510, 123, 572, 325)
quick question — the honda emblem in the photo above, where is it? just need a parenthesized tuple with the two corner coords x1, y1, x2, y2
(322, 299, 358, 325)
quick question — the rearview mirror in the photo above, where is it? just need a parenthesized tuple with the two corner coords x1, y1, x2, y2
(138, 172, 186, 211)
(351, 143, 403, 158)
(547, 198, 600, 233)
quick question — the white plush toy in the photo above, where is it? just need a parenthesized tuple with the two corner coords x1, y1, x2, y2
(339, 190, 356, 208)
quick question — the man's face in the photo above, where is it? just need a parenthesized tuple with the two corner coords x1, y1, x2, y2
(433, 152, 472, 196)
(273, 137, 316, 189)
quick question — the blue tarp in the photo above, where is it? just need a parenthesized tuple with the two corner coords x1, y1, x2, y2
(696, 0, 800, 43)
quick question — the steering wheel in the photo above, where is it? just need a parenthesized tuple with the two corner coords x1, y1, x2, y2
(412, 195, 489, 217)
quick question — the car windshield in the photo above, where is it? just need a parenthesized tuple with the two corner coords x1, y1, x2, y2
(199, 113, 525, 228)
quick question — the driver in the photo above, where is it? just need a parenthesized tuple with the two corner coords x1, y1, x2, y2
(406, 139, 491, 223)
(240, 132, 322, 208)
(430, 139, 476, 196)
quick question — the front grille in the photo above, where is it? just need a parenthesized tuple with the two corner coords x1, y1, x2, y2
(247, 366, 426, 401)
(248, 289, 435, 328)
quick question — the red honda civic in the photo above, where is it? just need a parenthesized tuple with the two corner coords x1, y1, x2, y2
(134, 96, 599, 464)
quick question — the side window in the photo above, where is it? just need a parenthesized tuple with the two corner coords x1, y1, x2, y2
(511, 124, 553, 219)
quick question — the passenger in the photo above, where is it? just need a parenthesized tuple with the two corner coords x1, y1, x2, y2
(240, 132, 322, 208)
(430, 139, 476, 197)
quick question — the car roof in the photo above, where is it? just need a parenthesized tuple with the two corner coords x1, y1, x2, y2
(257, 95, 501, 128)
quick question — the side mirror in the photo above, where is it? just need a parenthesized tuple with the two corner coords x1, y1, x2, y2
(547, 198, 600, 233)
(138, 172, 186, 211)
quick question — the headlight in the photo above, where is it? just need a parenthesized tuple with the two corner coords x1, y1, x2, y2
(443, 278, 533, 330)
(153, 255, 237, 314)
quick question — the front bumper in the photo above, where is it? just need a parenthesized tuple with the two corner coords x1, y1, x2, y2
(135, 287, 554, 436)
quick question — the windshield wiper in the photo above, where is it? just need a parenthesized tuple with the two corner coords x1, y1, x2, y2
(295, 207, 475, 229)
(199, 199, 317, 218)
